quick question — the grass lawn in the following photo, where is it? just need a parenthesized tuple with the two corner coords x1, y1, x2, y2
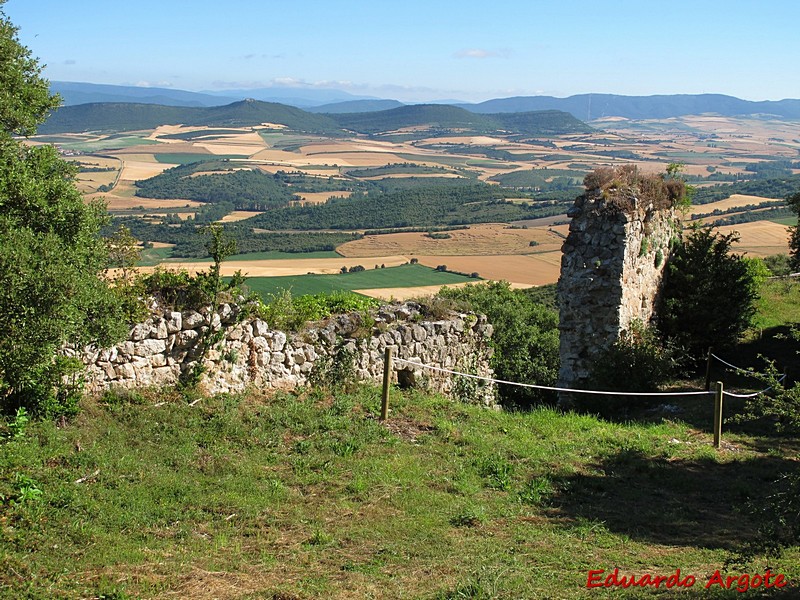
(1, 386, 797, 599)
(244, 264, 477, 298)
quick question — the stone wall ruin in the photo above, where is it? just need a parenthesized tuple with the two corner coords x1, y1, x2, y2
(72, 301, 497, 407)
(557, 168, 680, 389)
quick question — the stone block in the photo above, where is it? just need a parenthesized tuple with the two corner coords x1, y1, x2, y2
(182, 311, 204, 330)
(165, 311, 182, 333)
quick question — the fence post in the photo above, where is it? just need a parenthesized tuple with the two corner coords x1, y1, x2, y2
(704, 347, 713, 391)
(713, 381, 724, 448)
(380, 347, 393, 421)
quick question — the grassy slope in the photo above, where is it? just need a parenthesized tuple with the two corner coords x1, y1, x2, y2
(1, 387, 797, 599)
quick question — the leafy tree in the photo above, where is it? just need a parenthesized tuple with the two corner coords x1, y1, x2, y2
(0, 5, 126, 415)
(439, 282, 559, 408)
(658, 228, 759, 361)
(787, 191, 800, 271)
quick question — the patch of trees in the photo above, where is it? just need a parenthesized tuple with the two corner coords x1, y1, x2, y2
(743, 159, 797, 179)
(710, 206, 793, 227)
(242, 185, 565, 231)
(105, 218, 359, 258)
(659, 228, 761, 360)
(134, 161, 294, 210)
(40, 99, 346, 135)
(691, 174, 800, 204)
(346, 162, 454, 178)
(0, 11, 129, 416)
(328, 105, 591, 137)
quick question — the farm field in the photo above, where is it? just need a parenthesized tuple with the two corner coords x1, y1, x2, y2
(337, 223, 567, 258)
(242, 264, 477, 298)
(137, 255, 410, 278)
(38, 114, 799, 289)
(718, 220, 792, 257)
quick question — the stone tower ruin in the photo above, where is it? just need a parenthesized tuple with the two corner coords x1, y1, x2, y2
(557, 167, 681, 389)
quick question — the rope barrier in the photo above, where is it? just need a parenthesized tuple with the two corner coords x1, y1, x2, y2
(392, 357, 714, 398)
(722, 374, 787, 399)
(710, 353, 748, 372)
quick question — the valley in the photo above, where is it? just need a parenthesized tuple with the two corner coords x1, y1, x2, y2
(38, 102, 800, 298)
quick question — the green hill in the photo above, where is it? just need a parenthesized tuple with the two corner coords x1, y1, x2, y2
(39, 100, 590, 138)
(329, 104, 591, 136)
(38, 99, 344, 135)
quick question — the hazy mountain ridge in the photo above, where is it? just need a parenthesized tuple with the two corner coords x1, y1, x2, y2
(459, 93, 800, 120)
(49, 82, 800, 120)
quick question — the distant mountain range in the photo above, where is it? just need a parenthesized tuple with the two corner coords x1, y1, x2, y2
(48, 82, 800, 120)
(38, 99, 591, 137)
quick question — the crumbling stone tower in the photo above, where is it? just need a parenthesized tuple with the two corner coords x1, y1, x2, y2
(557, 167, 681, 389)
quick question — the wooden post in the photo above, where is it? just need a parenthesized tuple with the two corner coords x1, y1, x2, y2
(704, 347, 713, 392)
(713, 381, 724, 449)
(380, 347, 393, 421)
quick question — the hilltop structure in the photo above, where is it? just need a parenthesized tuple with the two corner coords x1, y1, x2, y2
(557, 166, 683, 391)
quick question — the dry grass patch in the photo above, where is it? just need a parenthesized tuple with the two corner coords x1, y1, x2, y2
(414, 254, 561, 285)
(689, 194, 779, 216)
(338, 223, 565, 258)
(294, 191, 352, 205)
(136, 255, 409, 278)
(218, 210, 264, 222)
(718, 220, 791, 257)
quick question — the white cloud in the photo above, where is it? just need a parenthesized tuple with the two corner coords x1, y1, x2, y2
(454, 48, 510, 59)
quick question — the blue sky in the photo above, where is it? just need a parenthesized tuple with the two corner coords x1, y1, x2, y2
(5, 0, 799, 102)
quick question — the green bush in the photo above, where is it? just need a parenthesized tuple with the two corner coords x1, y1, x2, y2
(585, 321, 681, 416)
(659, 227, 760, 361)
(439, 282, 559, 408)
(261, 289, 379, 332)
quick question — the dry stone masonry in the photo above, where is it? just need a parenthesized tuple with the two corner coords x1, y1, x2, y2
(75, 301, 497, 407)
(557, 177, 678, 389)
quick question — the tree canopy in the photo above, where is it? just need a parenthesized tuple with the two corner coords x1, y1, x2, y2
(0, 5, 126, 415)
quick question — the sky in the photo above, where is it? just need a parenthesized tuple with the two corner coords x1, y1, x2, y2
(4, 0, 800, 103)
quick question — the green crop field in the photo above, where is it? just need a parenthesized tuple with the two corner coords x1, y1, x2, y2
(243, 264, 476, 298)
(153, 153, 250, 164)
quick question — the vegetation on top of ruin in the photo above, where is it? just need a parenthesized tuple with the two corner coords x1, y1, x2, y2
(582, 164, 690, 213)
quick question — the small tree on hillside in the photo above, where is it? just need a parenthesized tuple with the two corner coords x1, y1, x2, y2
(786, 191, 800, 272)
(0, 6, 126, 416)
(658, 227, 759, 361)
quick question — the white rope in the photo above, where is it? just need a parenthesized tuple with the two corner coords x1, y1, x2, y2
(392, 357, 714, 397)
(723, 374, 787, 399)
(710, 353, 748, 372)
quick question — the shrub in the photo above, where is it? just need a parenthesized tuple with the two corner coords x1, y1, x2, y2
(439, 282, 559, 408)
(585, 321, 681, 415)
(659, 227, 760, 362)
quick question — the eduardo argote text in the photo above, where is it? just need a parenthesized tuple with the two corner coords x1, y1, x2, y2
(586, 568, 789, 593)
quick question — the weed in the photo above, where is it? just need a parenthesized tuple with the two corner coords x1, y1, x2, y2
(475, 454, 514, 491)
(517, 476, 555, 505)
(6, 407, 30, 439)
(450, 505, 485, 527)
